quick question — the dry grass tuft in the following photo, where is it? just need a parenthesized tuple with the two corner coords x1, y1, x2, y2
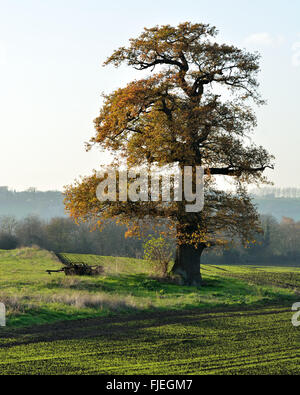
(0, 293, 35, 314)
(44, 292, 141, 311)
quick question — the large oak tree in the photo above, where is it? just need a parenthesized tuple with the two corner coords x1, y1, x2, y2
(65, 22, 274, 286)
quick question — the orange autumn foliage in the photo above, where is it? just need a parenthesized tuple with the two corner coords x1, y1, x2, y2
(64, 22, 274, 249)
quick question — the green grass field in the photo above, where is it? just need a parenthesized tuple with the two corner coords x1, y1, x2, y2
(1, 247, 300, 374)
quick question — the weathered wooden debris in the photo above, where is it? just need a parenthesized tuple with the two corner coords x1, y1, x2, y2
(46, 253, 104, 276)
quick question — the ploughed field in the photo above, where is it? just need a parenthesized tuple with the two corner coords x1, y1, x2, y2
(0, 248, 300, 374)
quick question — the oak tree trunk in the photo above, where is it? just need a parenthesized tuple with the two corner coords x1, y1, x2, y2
(171, 243, 206, 286)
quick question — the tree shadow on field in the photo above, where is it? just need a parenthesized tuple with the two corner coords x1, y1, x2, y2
(44, 273, 205, 295)
(0, 303, 291, 351)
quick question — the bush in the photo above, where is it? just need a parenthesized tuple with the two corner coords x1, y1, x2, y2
(143, 236, 173, 277)
(0, 233, 19, 250)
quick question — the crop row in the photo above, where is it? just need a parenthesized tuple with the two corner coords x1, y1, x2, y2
(1, 307, 299, 375)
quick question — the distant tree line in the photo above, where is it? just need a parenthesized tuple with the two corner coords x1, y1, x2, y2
(1, 214, 300, 266)
(0, 215, 147, 258)
(203, 215, 300, 266)
(251, 187, 300, 198)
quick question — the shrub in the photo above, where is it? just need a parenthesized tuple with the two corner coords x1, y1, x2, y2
(143, 236, 173, 277)
(0, 233, 19, 250)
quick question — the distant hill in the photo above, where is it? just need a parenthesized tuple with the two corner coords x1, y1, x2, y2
(253, 196, 300, 221)
(0, 186, 299, 222)
(0, 187, 65, 220)
(251, 188, 300, 221)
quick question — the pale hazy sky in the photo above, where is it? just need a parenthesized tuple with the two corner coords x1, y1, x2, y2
(0, 0, 299, 191)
